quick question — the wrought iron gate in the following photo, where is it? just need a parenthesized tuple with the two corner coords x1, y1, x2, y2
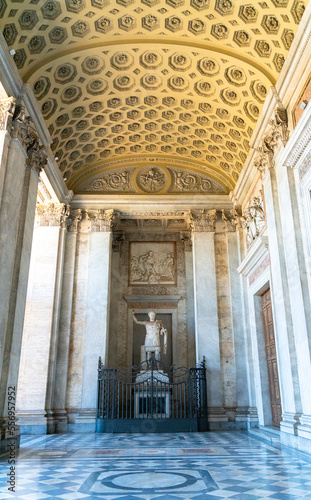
(96, 357, 208, 432)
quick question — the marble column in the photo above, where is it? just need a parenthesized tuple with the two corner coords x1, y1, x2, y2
(16, 203, 66, 434)
(52, 210, 80, 433)
(262, 165, 302, 435)
(191, 210, 227, 426)
(0, 104, 47, 451)
(276, 163, 311, 447)
(65, 209, 114, 432)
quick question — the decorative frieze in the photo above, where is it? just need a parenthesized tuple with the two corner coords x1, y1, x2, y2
(35, 202, 68, 227)
(0, 96, 15, 132)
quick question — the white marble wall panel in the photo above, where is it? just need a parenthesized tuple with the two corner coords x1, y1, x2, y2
(192, 232, 223, 408)
(82, 232, 112, 410)
(17, 226, 62, 414)
(227, 232, 250, 409)
(276, 165, 311, 417)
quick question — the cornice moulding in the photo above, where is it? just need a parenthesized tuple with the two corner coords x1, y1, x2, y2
(275, 1, 311, 105)
(237, 236, 269, 278)
(0, 32, 23, 96)
(124, 295, 181, 303)
(21, 83, 52, 148)
(70, 194, 233, 211)
(44, 157, 71, 204)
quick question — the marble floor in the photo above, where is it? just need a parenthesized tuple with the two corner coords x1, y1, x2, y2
(0, 431, 311, 499)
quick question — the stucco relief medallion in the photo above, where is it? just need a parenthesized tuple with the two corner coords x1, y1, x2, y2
(129, 242, 177, 285)
(134, 165, 170, 193)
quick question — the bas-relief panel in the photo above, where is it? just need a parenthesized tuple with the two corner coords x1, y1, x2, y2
(109, 233, 188, 369)
(129, 242, 176, 286)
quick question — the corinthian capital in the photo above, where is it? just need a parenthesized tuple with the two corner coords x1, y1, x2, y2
(66, 208, 82, 232)
(188, 209, 217, 232)
(88, 209, 116, 232)
(35, 202, 67, 227)
(0, 97, 15, 132)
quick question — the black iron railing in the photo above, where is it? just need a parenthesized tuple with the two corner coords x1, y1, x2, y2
(96, 357, 208, 432)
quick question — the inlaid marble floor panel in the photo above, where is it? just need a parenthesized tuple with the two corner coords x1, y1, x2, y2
(0, 432, 311, 499)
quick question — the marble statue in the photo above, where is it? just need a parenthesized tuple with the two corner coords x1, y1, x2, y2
(132, 310, 167, 363)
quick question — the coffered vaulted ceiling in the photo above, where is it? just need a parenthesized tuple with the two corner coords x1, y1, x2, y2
(0, 0, 305, 195)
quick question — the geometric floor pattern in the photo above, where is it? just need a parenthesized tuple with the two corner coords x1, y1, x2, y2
(1, 431, 311, 499)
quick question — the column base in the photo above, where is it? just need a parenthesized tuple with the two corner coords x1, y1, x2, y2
(297, 414, 311, 441)
(66, 408, 96, 433)
(281, 415, 311, 455)
(280, 412, 301, 435)
(16, 410, 47, 435)
(51, 410, 69, 434)
(235, 406, 259, 428)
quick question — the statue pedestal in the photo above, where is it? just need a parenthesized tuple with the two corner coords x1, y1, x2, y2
(134, 370, 170, 418)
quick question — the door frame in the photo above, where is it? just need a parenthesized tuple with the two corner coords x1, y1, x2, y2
(248, 267, 275, 427)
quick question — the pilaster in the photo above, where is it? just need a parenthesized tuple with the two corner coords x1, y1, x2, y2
(0, 103, 47, 449)
(262, 165, 302, 434)
(65, 209, 115, 432)
(0, 96, 15, 208)
(191, 209, 227, 426)
(16, 203, 67, 434)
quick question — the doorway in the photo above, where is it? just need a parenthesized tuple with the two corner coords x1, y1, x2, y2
(261, 289, 282, 427)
